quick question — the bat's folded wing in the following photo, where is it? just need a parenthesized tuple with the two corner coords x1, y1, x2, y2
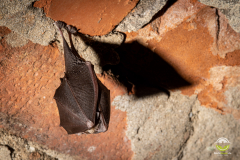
(54, 77, 95, 134)
(96, 79, 110, 133)
(55, 62, 99, 133)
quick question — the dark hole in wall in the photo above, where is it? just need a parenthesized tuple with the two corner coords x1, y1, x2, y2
(72, 32, 191, 98)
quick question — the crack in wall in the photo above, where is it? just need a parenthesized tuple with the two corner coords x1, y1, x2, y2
(215, 9, 220, 50)
(175, 100, 199, 160)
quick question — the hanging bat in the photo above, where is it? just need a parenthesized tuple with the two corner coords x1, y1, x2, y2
(54, 21, 110, 134)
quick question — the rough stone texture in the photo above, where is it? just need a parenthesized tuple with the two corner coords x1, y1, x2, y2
(116, 0, 168, 32)
(0, 0, 56, 46)
(5, 31, 29, 48)
(112, 92, 197, 160)
(200, 7, 240, 58)
(198, 0, 240, 33)
(110, 0, 240, 159)
(1, 0, 240, 159)
(182, 104, 240, 160)
(208, 66, 240, 121)
(35, 0, 139, 36)
(0, 145, 12, 160)
(150, 0, 205, 37)
(126, 0, 206, 42)
(0, 129, 69, 160)
(0, 27, 132, 159)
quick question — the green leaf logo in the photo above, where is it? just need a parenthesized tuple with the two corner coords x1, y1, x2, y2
(216, 145, 230, 151)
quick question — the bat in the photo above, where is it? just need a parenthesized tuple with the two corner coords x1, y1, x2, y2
(54, 21, 110, 134)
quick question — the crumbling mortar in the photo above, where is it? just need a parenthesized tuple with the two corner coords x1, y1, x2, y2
(175, 97, 198, 160)
(0, 128, 74, 160)
(112, 92, 199, 159)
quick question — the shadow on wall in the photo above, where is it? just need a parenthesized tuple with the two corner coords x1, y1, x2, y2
(73, 32, 191, 98)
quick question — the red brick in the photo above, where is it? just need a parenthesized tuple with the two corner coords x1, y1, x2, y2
(34, 0, 139, 36)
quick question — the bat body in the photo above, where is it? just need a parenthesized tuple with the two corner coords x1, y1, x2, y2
(54, 21, 110, 134)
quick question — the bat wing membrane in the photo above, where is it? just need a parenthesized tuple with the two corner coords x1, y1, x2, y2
(54, 78, 94, 134)
(66, 62, 98, 125)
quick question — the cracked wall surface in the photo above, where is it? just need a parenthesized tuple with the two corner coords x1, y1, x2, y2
(0, 0, 240, 159)
(198, 0, 240, 33)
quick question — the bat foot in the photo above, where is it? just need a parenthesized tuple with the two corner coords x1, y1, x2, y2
(54, 21, 78, 34)
(55, 21, 66, 29)
(66, 25, 78, 34)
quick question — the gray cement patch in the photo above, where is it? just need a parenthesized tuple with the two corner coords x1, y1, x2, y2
(112, 91, 198, 160)
(208, 66, 240, 110)
(116, 0, 168, 32)
(113, 90, 240, 160)
(225, 87, 240, 110)
(0, 0, 56, 46)
(5, 31, 29, 48)
(0, 145, 12, 160)
(182, 104, 240, 160)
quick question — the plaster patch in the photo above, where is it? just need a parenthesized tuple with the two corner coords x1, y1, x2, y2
(0, 0, 56, 46)
(5, 31, 28, 48)
(182, 104, 240, 159)
(0, 145, 11, 160)
(225, 87, 240, 110)
(208, 66, 240, 91)
(112, 91, 197, 160)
